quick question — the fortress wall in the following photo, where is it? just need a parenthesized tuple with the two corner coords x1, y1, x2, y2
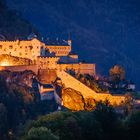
(45, 45, 71, 56)
(37, 57, 59, 69)
(0, 65, 38, 74)
(0, 38, 44, 60)
(57, 63, 96, 76)
(38, 69, 57, 84)
(57, 70, 125, 106)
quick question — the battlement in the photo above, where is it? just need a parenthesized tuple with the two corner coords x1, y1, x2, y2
(37, 56, 59, 59)
(0, 37, 96, 79)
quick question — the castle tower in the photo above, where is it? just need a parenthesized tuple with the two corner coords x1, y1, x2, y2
(68, 39, 72, 46)
(68, 32, 72, 46)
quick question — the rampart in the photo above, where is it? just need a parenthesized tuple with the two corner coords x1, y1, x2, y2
(57, 63, 96, 76)
(57, 70, 125, 106)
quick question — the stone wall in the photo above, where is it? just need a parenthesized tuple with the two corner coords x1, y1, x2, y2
(0, 65, 38, 74)
(37, 57, 95, 76)
(37, 56, 59, 69)
(57, 70, 125, 106)
(57, 63, 96, 76)
(38, 69, 57, 84)
(0, 54, 33, 66)
(45, 45, 71, 56)
(0, 38, 44, 60)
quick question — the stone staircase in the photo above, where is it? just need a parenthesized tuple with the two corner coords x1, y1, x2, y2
(56, 70, 125, 105)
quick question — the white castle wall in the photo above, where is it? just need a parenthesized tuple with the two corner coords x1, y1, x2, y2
(0, 38, 44, 60)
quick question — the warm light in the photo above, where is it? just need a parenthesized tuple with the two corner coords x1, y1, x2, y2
(0, 60, 11, 66)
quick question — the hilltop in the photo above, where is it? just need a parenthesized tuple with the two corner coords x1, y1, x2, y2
(0, 0, 40, 40)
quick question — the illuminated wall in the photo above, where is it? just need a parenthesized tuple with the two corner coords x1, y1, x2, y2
(45, 45, 71, 56)
(57, 63, 96, 76)
(0, 65, 38, 74)
(0, 38, 44, 60)
(0, 38, 96, 77)
(0, 38, 72, 59)
(37, 56, 60, 69)
(57, 70, 125, 107)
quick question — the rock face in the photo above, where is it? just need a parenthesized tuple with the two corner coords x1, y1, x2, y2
(0, 54, 33, 66)
(62, 88, 96, 111)
(62, 88, 85, 111)
(0, 70, 36, 87)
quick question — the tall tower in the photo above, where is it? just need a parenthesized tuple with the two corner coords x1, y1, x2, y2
(68, 32, 72, 46)
(68, 39, 72, 46)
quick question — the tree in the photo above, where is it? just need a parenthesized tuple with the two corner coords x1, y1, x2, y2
(123, 93, 134, 115)
(0, 103, 8, 139)
(109, 65, 125, 85)
(23, 111, 83, 140)
(22, 127, 59, 140)
(93, 102, 122, 140)
(125, 111, 140, 140)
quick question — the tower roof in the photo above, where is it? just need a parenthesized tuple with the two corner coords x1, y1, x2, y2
(44, 38, 69, 46)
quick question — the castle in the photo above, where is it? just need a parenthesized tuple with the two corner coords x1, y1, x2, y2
(0, 38, 95, 79)
(0, 37, 125, 109)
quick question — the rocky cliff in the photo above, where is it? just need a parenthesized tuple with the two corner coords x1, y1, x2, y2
(0, 54, 33, 66)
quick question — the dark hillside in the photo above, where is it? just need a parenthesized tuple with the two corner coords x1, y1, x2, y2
(0, 0, 40, 40)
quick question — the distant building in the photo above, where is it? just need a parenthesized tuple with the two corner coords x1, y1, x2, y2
(38, 84, 55, 100)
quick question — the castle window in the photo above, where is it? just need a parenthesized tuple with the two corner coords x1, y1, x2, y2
(0, 45, 2, 49)
(29, 46, 33, 50)
(20, 46, 22, 49)
(9, 45, 13, 49)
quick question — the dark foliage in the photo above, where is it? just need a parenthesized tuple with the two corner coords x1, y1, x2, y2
(0, 71, 57, 140)
(21, 102, 140, 140)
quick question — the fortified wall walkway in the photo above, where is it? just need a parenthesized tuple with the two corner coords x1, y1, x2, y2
(56, 70, 125, 106)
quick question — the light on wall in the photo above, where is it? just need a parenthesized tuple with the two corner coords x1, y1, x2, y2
(0, 60, 12, 66)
